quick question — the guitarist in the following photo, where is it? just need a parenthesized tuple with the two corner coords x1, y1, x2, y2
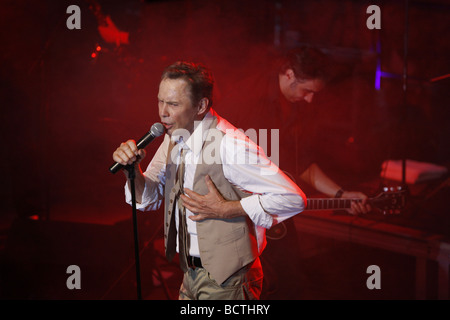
(218, 46, 372, 215)
(217, 46, 371, 299)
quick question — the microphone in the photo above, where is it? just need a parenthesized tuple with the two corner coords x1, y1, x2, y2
(109, 122, 165, 174)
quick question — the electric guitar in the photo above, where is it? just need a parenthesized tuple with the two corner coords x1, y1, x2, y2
(305, 186, 406, 214)
(266, 186, 407, 240)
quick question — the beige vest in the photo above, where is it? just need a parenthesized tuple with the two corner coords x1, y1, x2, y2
(163, 116, 258, 284)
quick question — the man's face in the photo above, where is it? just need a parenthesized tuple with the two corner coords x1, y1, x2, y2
(279, 69, 325, 103)
(158, 78, 202, 136)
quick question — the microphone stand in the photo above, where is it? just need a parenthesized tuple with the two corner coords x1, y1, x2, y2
(124, 163, 142, 300)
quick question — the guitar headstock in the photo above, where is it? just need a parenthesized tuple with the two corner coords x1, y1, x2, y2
(370, 186, 407, 214)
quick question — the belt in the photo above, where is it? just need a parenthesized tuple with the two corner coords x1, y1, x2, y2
(187, 256, 203, 269)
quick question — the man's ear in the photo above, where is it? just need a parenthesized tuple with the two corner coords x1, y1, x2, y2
(197, 98, 209, 115)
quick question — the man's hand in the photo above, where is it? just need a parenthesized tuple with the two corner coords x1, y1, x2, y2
(181, 175, 246, 221)
(112, 139, 146, 166)
(112, 139, 147, 202)
(342, 191, 372, 215)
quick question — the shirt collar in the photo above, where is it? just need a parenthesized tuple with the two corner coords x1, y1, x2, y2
(171, 109, 215, 157)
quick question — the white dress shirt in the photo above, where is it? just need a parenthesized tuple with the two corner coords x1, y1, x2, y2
(125, 109, 306, 257)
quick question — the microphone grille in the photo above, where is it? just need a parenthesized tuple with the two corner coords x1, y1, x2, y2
(150, 122, 165, 137)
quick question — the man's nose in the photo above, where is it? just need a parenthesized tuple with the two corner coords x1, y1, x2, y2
(159, 103, 169, 117)
(304, 93, 314, 103)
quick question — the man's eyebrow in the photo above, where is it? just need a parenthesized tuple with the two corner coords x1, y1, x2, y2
(167, 101, 179, 105)
(158, 97, 179, 104)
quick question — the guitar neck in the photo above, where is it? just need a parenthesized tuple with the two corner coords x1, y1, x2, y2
(306, 197, 364, 211)
(304, 187, 405, 214)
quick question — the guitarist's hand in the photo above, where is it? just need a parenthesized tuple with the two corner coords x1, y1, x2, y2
(342, 191, 371, 215)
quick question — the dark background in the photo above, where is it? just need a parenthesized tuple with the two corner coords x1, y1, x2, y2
(0, 0, 449, 300)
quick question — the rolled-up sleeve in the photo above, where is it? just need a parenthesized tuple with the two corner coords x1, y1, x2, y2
(221, 131, 306, 229)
